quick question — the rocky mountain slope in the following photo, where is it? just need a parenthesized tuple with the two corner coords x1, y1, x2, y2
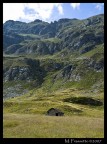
(3, 14, 104, 99)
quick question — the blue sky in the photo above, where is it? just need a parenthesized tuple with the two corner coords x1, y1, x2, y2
(3, 3, 104, 23)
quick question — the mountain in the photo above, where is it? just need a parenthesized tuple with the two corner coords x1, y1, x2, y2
(3, 14, 104, 99)
(3, 14, 104, 54)
(3, 14, 104, 139)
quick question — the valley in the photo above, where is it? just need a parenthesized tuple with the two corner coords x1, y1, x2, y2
(3, 14, 104, 138)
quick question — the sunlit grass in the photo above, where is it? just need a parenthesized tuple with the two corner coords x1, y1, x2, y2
(3, 113, 104, 138)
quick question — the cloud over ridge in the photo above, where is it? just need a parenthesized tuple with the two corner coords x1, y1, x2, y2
(3, 3, 63, 23)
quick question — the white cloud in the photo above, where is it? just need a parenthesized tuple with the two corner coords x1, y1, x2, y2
(95, 3, 104, 10)
(70, 3, 80, 10)
(3, 3, 25, 23)
(55, 3, 63, 15)
(3, 3, 64, 23)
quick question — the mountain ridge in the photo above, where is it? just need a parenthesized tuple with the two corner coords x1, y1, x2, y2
(3, 14, 104, 55)
(3, 14, 104, 99)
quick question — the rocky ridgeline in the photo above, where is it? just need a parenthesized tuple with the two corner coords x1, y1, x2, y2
(3, 14, 104, 55)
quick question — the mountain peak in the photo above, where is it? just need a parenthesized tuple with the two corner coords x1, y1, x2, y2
(33, 19, 43, 23)
(58, 18, 71, 23)
(4, 20, 14, 24)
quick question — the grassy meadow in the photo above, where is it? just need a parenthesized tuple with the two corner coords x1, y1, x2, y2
(3, 113, 104, 138)
(3, 87, 104, 138)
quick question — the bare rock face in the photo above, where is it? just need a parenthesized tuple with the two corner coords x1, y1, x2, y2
(5, 66, 32, 81)
(4, 66, 32, 81)
(3, 58, 46, 82)
(55, 65, 81, 82)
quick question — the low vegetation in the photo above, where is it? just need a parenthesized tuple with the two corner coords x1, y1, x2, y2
(3, 86, 104, 138)
(3, 113, 104, 138)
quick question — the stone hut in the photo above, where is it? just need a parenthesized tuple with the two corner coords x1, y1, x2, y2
(46, 108, 64, 116)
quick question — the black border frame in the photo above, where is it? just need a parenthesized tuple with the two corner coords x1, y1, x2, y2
(2, 0, 106, 143)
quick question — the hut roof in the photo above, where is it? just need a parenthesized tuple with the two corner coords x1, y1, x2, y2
(47, 108, 64, 113)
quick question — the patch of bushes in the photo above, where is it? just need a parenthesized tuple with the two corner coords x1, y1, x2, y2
(63, 97, 103, 106)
